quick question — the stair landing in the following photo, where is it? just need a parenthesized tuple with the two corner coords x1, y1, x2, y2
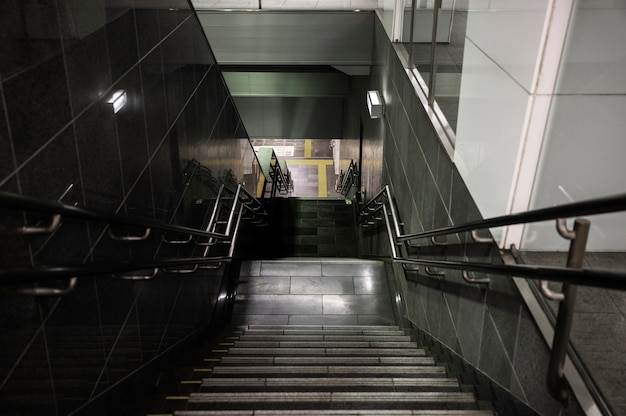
(233, 259, 394, 326)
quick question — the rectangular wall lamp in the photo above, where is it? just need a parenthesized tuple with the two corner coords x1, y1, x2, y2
(107, 89, 127, 114)
(367, 90, 384, 119)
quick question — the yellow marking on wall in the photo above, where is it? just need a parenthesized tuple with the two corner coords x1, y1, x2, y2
(165, 396, 189, 400)
(304, 139, 312, 158)
(193, 368, 213, 372)
(181, 380, 202, 384)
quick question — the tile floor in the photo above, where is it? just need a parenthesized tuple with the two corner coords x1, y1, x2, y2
(232, 259, 395, 326)
(521, 251, 626, 416)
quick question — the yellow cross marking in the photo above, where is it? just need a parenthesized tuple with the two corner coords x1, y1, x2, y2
(304, 139, 312, 158)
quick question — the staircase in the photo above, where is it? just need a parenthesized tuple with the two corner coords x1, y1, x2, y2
(155, 324, 493, 415)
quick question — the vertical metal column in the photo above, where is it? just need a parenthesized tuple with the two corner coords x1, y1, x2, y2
(547, 218, 590, 403)
(427, 0, 442, 106)
(408, 0, 417, 66)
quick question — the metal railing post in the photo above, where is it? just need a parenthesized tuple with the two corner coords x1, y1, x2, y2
(547, 218, 590, 403)
(427, 0, 442, 106)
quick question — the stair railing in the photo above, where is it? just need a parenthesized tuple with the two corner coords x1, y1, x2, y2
(359, 184, 626, 405)
(336, 159, 359, 199)
(271, 155, 293, 195)
(0, 183, 266, 293)
(255, 148, 294, 197)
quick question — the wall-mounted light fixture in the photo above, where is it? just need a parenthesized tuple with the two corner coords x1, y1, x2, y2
(107, 89, 127, 114)
(366, 90, 384, 119)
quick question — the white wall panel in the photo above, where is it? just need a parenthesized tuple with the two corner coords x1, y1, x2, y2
(465, 1, 548, 91)
(196, 11, 374, 65)
(522, 3, 626, 251)
(454, 41, 529, 220)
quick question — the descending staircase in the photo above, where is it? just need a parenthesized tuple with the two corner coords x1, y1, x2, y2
(154, 324, 494, 415)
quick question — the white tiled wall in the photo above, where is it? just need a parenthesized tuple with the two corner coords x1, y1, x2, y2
(454, 1, 549, 221)
(524, 4, 626, 250)
(454, 40, 529, 220)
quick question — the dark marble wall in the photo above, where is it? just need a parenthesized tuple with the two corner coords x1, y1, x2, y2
(0, 1, 257, 414)
(354, 17, 572, 416)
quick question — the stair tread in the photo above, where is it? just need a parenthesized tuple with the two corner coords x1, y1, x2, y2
(228, 341, 419, 348)
(201, 377, 460, 388)
(224, 348, 426, 356)
(235, 335, 412, 342)
(210, 365, 446, 375)
(243, 325, 402, 331)
(176, 411, 493, 416)
(241, 330, 408, 336)
(188, 391, 476, 403)
(176, 412, 493, 416)
(215, 356, 435, 365)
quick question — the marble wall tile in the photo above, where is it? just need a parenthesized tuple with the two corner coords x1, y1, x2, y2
(4, 54, 71, 166)
(0, 3, 251, 413)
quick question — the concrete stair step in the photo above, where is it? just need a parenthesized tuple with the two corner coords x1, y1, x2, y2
(235, 335, 412, 342)
(199, 377, 461, 392)
(176, 411, 494, 416)
(186, 392, 479, 410)
(222, 348, 427, 356)
(241, 329, 408, 336)
(224, 341, 419, 349)
(209, 365, 446, 377)
(243, 325, 404, 331)
(212, 356, 435, 366)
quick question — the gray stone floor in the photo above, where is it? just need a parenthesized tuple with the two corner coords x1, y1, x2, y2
(521, 251, 626, 415)
(232, 258, 395, 326)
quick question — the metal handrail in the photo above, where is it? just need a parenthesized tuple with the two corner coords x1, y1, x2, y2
(0, 256, 233, 285)
(399, 193, 626, 242)
(360, 184, 626, 407)
(0, 183, 265, 291)
(1, 191, 230, 241)
(336, 160, 359, 197)
(360, 185, 626, 289)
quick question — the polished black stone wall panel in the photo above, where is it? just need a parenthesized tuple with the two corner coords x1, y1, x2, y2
(75, 99, 124, 211)
(63, 28, 112, 116)
(141, 46, 169, 153)
(4, 54, 71, 165)
(135, 8, 161, 57)
(357, 16, 568, 415)
(0, 101, 15, 182)
(106, 10, 139, 83)
(0, 2, 252, 414)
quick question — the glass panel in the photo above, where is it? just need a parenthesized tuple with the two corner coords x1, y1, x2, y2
(433, 0, 467, 133)
(405, 0, 435, 86)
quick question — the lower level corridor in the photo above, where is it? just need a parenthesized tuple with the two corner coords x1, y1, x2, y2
(252, 139, 340, 198)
